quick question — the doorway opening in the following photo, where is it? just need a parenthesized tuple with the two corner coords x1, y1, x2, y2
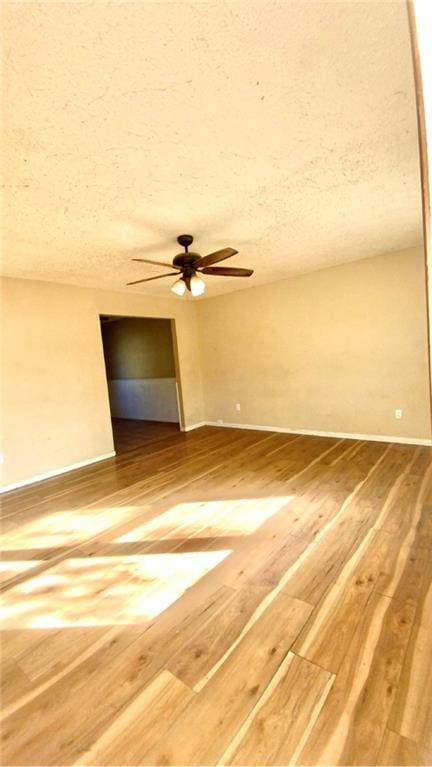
(99, 315, 183, 454)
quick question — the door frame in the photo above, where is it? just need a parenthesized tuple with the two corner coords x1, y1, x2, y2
(98, 313, 186, 435)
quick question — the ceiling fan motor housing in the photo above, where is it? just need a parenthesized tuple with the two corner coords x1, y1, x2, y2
(173, 252, 201, 273)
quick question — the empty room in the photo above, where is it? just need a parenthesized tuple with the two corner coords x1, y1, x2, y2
(1, 1, 431, 766)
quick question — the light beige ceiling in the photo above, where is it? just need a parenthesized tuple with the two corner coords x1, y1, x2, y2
(1, 0, 423, 299)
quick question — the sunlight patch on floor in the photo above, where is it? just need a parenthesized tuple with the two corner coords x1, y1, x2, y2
(0, 550, 230, 628)
(0, 506, 144, 550)
(117, 496, 293, 543)
(0, 560, 42, 584)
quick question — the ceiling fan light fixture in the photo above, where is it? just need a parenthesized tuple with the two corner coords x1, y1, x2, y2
(190, 273, 205, 297)
(127, 234, 253, 293)
(171, 276, 186, 296)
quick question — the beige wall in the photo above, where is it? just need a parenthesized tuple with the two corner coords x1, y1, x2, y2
(1, 279, 114, 488)
(196, 248, 431, 440)
(1, 247, 430, 489)
(101, 317, 175, 380)
(1, 278, 204, 488)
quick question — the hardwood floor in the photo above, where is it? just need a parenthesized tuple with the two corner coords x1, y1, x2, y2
(0, 424, 431, 765)
(111, 418, 180, 454)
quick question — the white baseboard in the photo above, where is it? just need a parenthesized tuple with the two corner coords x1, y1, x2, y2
(204, 421, 432, 446)
(4, 419, 429, 495)
(0, 451, 117, 494)
(181, 421, 207, 432)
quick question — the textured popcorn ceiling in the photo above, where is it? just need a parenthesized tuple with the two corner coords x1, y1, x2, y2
(1, 0, 423, 298)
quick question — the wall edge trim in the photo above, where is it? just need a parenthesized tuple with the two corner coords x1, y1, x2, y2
(3, 419, 430, 494)
(181, 421, 207, 432)
(0, 451, 117, 494)
(203, 421, 432, 446)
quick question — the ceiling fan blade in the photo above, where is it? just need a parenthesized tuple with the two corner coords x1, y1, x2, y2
(200, 266, 254, 277)
(127, 272, 180, 286)
(132, 258, 178, 269)
(197, 247, 238, 268)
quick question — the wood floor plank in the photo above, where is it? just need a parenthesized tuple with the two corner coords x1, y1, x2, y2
(376, 729, 432, 766)
(297, 591, 417, 766)
(142, 594, 312, 765)
(76, 670, 194, 766)
(292, 529, 377, 673)
(167, 584, 275, 689)
(373, 450, 432, 540)
(388, 557, 432, 752)
(0, 659, 33, 709)
(222, 653, 334, 765)
(293, 521, 427, 674)
(282, 442, 415, 608)
(14, 626, 113, 683)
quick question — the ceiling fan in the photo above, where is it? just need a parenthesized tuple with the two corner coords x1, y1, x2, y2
(127, 234, 254, 297)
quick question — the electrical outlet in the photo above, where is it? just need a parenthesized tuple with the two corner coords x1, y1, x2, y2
(395, 409, 403, 419)
(235, 403, 241, 412)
